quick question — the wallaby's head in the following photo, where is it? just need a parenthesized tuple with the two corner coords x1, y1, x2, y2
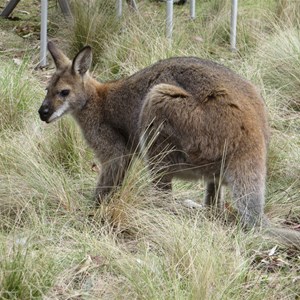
(38, 41, 92, 123)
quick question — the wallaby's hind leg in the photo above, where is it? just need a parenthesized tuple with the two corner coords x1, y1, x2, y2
(226, 161, 266, 229)
(233, 184, 265, 229)
(144, 136, 174, 192)
(204, 180, 224, 211)
(151, 170, 173, 191)
(140, 83, 194, 193)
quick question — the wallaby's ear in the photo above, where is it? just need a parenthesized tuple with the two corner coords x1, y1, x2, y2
(72, 46, 92, 76)
(47, 41, 71, 70)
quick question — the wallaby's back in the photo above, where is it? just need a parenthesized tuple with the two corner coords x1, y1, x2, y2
(105, 57, 269, 150)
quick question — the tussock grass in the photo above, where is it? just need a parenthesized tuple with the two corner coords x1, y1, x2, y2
(46, 117, 93, 175)
(276, 0, 300, 26)
(256, 25, 300, 111)
(0, 119, 95, 233)
(67, 0, 120, 62)
(99, 14, 204, 79)
(0, 0, 300, 298)
(0, 239, 56, 299)
(0, 60, 43, 131)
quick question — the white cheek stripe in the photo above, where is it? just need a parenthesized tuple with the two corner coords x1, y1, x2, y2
(48, 102, 70, 122)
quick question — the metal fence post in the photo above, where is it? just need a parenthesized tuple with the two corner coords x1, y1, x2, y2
(190, 0, 195, 20)
(117, 0, 122, 18)
(58, 0, 71, 16)
(40, 0, 48, 67)
(0, 0, 21, 17)
(230, 0, 238, 51)
(166, 0, 173, 40)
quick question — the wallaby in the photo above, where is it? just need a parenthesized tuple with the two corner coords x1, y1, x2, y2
(39, 42, 300, 248)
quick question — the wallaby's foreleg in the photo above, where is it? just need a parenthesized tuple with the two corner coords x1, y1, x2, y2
(94, 155, 130, 204)
(92, 126, 131, 205)
(204, 180, 224, 211)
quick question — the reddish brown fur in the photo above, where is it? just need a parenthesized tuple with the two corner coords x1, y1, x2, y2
(38, 42, 300, 248)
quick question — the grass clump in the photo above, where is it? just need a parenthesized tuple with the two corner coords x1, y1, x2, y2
(67, 0, 121, 64)
(0, 120, 94, 232)
(256, 26, 300, 111)
(0, 60, 43, 131)
(45, 117, 93, 175)
(276, 0, 300, 25)
(0, 238, 56, 299)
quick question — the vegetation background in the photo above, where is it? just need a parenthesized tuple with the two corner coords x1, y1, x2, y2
(0, 0, 299, 298)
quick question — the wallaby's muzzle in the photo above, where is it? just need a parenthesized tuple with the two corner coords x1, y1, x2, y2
(38, 104, 51, 122)
(38, 98, 55, 123)
(39, 97, 70, 123)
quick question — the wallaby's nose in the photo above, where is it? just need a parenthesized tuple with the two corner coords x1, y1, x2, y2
(38, 105, 50, 122)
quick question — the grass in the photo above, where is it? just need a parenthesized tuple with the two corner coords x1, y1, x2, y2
(66, 0, 121, 62)
(0, 240, 56, 299)
(256, 25, 300, 111)
(0, 59, 43, 131)
(0, 0, 299, 298)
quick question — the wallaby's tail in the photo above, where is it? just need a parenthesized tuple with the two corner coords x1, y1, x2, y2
(263, 226, 300, 250)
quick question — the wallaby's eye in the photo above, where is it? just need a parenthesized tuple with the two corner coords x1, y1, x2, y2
(59, 89, 70, 97)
